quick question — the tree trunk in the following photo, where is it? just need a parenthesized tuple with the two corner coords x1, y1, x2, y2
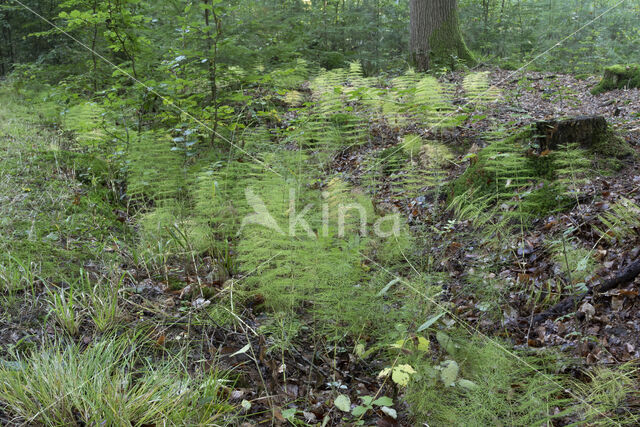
(409, 0, 474, 71)
(203, 0, 221, 146)
(2, 2, 15, 68)
(91, 0, 99, 92)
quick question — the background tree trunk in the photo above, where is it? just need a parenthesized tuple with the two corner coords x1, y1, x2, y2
(203, 0, 222, 146)
(410, 0, 474, 71)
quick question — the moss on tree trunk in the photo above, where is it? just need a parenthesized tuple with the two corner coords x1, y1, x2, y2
(410, 0, 475, 71)
(428, 12, 475, 69)
(591, 64, 640, 95)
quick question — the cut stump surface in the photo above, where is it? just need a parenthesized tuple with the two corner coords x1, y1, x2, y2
(534, 115, 608, 151)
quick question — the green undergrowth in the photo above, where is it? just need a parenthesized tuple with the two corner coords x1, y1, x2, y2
(5, 61, 636, 424)
(187, 147, 439, 340)
(590, 129, 635, 171)
(177, 64, 499, 339)
(362, 135, 454, 201)
(546, 234, 596, 287)
(406, 336, 569, 425)
(127, 64, 501, 339)
(595, 197, 640, 243)
(449, 126, 631, 237)
(0, 91, 242, 425)
(404, 334, 639, 426)
(0, 92, 127, 286)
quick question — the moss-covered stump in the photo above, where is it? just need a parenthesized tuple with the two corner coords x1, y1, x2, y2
(591, 64, 640, 95)
(450, 121, 634, 221)
(534, 116, 633, 160)
(534, 116, 607, 151)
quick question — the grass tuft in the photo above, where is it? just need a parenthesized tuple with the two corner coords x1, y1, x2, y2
(0, 335, 235, 426)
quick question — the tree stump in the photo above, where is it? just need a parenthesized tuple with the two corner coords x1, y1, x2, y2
(534, 115, 608, 151)
(591, 64, 640, 95)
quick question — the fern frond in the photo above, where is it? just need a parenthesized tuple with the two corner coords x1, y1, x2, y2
(310, 68, 348, 99)
(451, 127, 595, 239)
(391, 70, 422, 91)
(362, 136, 452, 202)
(463, 71, 501, 105)
(284, 90, 304, 107)
(267, 58, 309, 89)
(346, 61, 366, 91)
(62, 102, 107, 147)
(242, 125, 274, 154)
(127, 131, 184, 203)
(545, 234, 595, 286)
(412, 76, 459, 128)
(380, 71, 422, 126)
(595, 197, 640, 243)
(296, 110, 366, 168)
(551, 143, 591, 200)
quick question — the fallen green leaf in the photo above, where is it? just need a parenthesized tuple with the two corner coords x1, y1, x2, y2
(457, 378, 478, 390)
(417, 312, 445, 332)
(440, 360, 459, 387)
(351, 405, 368, 416)
(334, 394, 351, 412)
(373, 396, 393, 407)
(381, 406, 397, 419)
(391, 364, 416, 386)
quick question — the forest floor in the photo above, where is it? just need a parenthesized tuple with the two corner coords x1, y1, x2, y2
(1, 68, 640, 425)
(337, 69, 640, 359)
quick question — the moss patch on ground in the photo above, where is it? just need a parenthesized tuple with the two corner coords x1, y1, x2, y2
(590, 129, 635, 171)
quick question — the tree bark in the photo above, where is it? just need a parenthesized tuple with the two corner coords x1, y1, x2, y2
(203, 0, 221, 146)
(409, 0, 474, 71)
(534, 116, 608, 151)
(91, 0, 99, 92)
(2, 1, 15, 69)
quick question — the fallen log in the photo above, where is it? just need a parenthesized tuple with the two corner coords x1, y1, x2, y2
(531, 255, 640, 325)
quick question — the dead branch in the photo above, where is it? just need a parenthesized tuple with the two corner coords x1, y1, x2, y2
(530, 254, 640, 325)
